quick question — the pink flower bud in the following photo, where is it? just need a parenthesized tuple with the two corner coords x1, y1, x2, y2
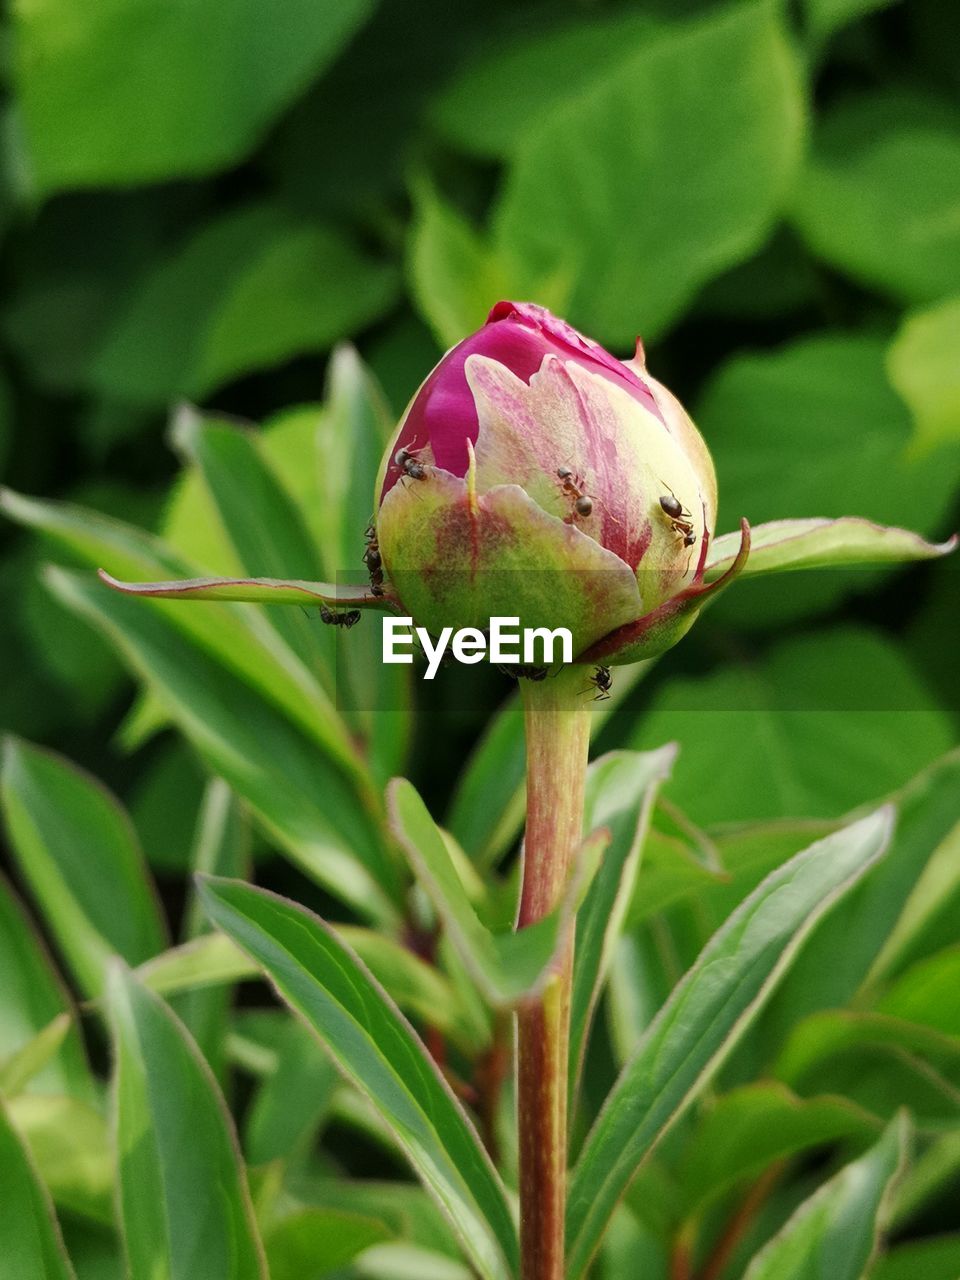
(375, 302, 745, 665)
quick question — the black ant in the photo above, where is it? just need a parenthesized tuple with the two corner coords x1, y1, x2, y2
(587, 665, 612, 700)
(363, 522, 385, 597)
(319, 604, 360, 628)
(556, 466, 594, 521)
(395, 446, 429, 482)
(658, 487, 697, 548)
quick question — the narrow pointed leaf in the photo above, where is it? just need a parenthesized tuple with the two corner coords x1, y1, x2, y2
(706, 516, 955, 580)
(45, 567, 400, 923)
(566, 808, 893, 1278)
(569, 747, 676, 1096)
(0, 1016, 72, 1098)
(742, 1113, 908, 1280)
(198, 876, 519, 1280)
(1, 737, 167, 998)
(107, 964, 267, 1280)
(389, 777, 607, 1006)
(98, 569, 389, 608)
(0, 872, 92, 1100)
(0, 1099, 76, 1279)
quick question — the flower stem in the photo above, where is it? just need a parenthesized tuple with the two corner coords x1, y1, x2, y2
(517, 667, 592, 1280)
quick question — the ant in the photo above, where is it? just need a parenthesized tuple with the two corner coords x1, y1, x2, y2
(319, 604, 360, 628)
(556, 466, 594, 521)
(395, 445, 429, 482)
(363, 522, 385, 597)
(587, 665, 612, 700)
(658, 486, 697, 548)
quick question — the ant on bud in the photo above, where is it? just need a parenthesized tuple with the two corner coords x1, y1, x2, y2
(587, 665, 612, 700)
(657, 486, 697, 548)
(556, 466, 594, 521)
(363, 521, 385, 597)
(319, 604, 361, 628)
(395, 446, 429, 482)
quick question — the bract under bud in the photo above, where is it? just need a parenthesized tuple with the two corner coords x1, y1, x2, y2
(375, 301, 735, 665)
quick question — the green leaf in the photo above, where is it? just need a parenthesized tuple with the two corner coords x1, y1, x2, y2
(792, 94, 960, 302)
(170, 407, 339, 689)
(107, 964, 266, 1280)
(803, 0, 898, 43)
(244, 1020, 338, 1166)
(198, 877, 519, 1280)
(91, 206, 398, 405)
(494, 2, 804, 343)
(0, 1098, 76, 1279)
(706, 517, 955, 581)
(742, 1113, 908, 1280)
(136, 933, 258, 997)
(13, 1, 379, 189)
(408, 185, 516, 347)
(1, 737, 167, 998)
(0, 1016, 72, 1099)
(8, 1095, 113, 1225)
(0, 872, 91, 1100)
(432, 13, 661, 160)
(875, 947, 960, 1039)
(389, 777, 606, 1006)
(630, 627, 953, 827)
(677, 1083, 880, 1223)
(265, 1208, 391, 1280)
(750, 751, 960, 1048)
(887, 296, 960, 453)
(44, 567, 400, 923)
(871, 1235, 960, 1280)
(570, 748, 675, 1095)
(565, 808, 893, 1278)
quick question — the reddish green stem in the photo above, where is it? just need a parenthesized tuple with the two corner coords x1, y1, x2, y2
(517, 668, 592, 1280)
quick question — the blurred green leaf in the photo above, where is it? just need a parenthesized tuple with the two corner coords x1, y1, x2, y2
(7, 1094, 113, 1225)
(871, 1235, 960, 1280)
(408, 185, 517, 348)
(91, 206, 398, 405)
(43, 567, 400, 921)
(494, 2, 804, 343)
(792, 95, 960, 301)
(431, 12, 661, 160)
(699, 334, 960, 622)
(678, 1083, 880, 1222)
(0, 872, 91, 1100)
(631, 627, 953, 827)
(265, 1208, 391, 1280)
(743, 1114, 908, 1280)
(245, 1019, 338, 1167)
(170, 407, 338, 691)
(570, 748, 675, 1096)
(887, 296, 960, 453)
(566, 809, 892, 1278)
(1, 737, 167, 998)
(107, 965, 266, 1278)
(751, 750, 960, 1050)
(13, 0, 380, 189)
(0, 1098, 76, 1279)
(876, 947, 960, 1038)
(0, 1015, 72, 1099)
(389, 777, 606, 1006)
(199, 876, 519, 1280)
(803, 0, 899, 42)
(127, 742, 206, 874)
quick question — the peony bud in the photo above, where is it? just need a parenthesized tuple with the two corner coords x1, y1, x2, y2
(375, 301, 748, 665)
